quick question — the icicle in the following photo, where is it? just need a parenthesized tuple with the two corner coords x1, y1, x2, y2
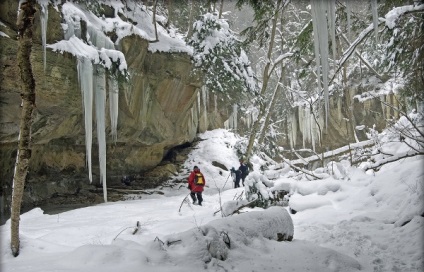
(311, 0, 330, 129)
(299, 107, 305, 148)
(290, 111, 297, 148)
(108, 76, 119, 142)
(94, 65, 107, 203)
(345, 0, 351, 40)
(232, 104, 238, 131)
(38, 0, 48, 72)
(371, 0, 379, 42)
(202, 86, 208, 127)
(77, 57, 93, 183)
(214, 94, 217, 113)
(311, 1, 322, 91)
(197, 90, 201, 117)
(327, 0, 337, 64)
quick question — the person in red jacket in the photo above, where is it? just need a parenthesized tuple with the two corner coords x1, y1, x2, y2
(187, 166, 206, 206)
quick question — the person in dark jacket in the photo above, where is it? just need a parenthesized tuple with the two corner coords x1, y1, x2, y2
(187, 166, 206, 206)
(238, 159, 249, 186)
(231, 167, 241, 188)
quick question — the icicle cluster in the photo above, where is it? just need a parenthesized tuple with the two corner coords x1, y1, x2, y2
(224, 104, 238, 131)
(43, 2, 131, 203)
(298, 106, 323, 151)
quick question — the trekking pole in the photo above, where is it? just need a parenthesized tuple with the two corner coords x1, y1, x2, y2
(221, 173, 231, 190)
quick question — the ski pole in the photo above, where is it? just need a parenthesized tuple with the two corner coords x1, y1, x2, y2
(221, 172, 231, 190)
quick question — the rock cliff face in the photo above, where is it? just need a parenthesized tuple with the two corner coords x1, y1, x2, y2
(0, 1, 222, 212)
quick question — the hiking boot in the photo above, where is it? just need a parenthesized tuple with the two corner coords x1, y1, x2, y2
(198, 202, 202, 206)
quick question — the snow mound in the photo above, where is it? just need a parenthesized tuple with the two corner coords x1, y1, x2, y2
(162, 206, 293, 262)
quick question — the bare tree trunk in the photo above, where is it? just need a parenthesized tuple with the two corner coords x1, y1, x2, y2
(152, 0, 159, 41)
(245, 0, 282, 159)
(187, 0, 194, 39)
(219, 0, 224, 19)
(258, 73, 283, 145)
(165, 0, 173, 28)
(11, 0, 36, 257)
(258, 13, 286, 145)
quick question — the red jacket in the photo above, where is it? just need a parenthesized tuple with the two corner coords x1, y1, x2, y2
(188, 169, 206, 192)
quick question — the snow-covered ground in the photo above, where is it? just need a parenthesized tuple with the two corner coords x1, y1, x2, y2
(1, 126, 423, 272)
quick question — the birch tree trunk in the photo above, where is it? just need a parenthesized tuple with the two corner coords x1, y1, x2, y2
(11, 0, 36, 257)
(245, 0, 282, 159)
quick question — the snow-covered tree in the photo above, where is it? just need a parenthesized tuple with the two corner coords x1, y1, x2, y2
(188, 12, 256, 93)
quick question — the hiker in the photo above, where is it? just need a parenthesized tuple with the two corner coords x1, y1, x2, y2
(238, 159, 249, 186)
(187, 166, 206, 206)
(121, 175, 131, 186)
(230, 167, 241, 188)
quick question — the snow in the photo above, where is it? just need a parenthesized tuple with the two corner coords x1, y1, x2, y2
(1, 126, 423, 271)
(0, 31, 9, 38)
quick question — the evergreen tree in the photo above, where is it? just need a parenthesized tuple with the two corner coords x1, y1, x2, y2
(188, 12, 256, 93)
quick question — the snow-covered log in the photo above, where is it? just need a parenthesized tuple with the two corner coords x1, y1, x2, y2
(160, 206, 293, 262)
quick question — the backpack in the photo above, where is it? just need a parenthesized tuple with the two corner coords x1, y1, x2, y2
(194, 173, 204, 186)
(240, 164, 249, 177)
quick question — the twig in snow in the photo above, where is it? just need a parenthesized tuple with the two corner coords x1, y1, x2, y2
(178, 192, 192, 213)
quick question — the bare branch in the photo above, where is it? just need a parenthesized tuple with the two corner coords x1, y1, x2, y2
(363, 151, 424, 171)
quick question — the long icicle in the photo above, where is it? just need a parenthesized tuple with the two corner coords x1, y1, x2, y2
(108, 76, 119, 143)
(77, 57, 93, 183)
(38, 0, 48, 71)
(311, 0, 322, 91)
(328, 0, 337, 65)
(94, 65, 107, 202)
